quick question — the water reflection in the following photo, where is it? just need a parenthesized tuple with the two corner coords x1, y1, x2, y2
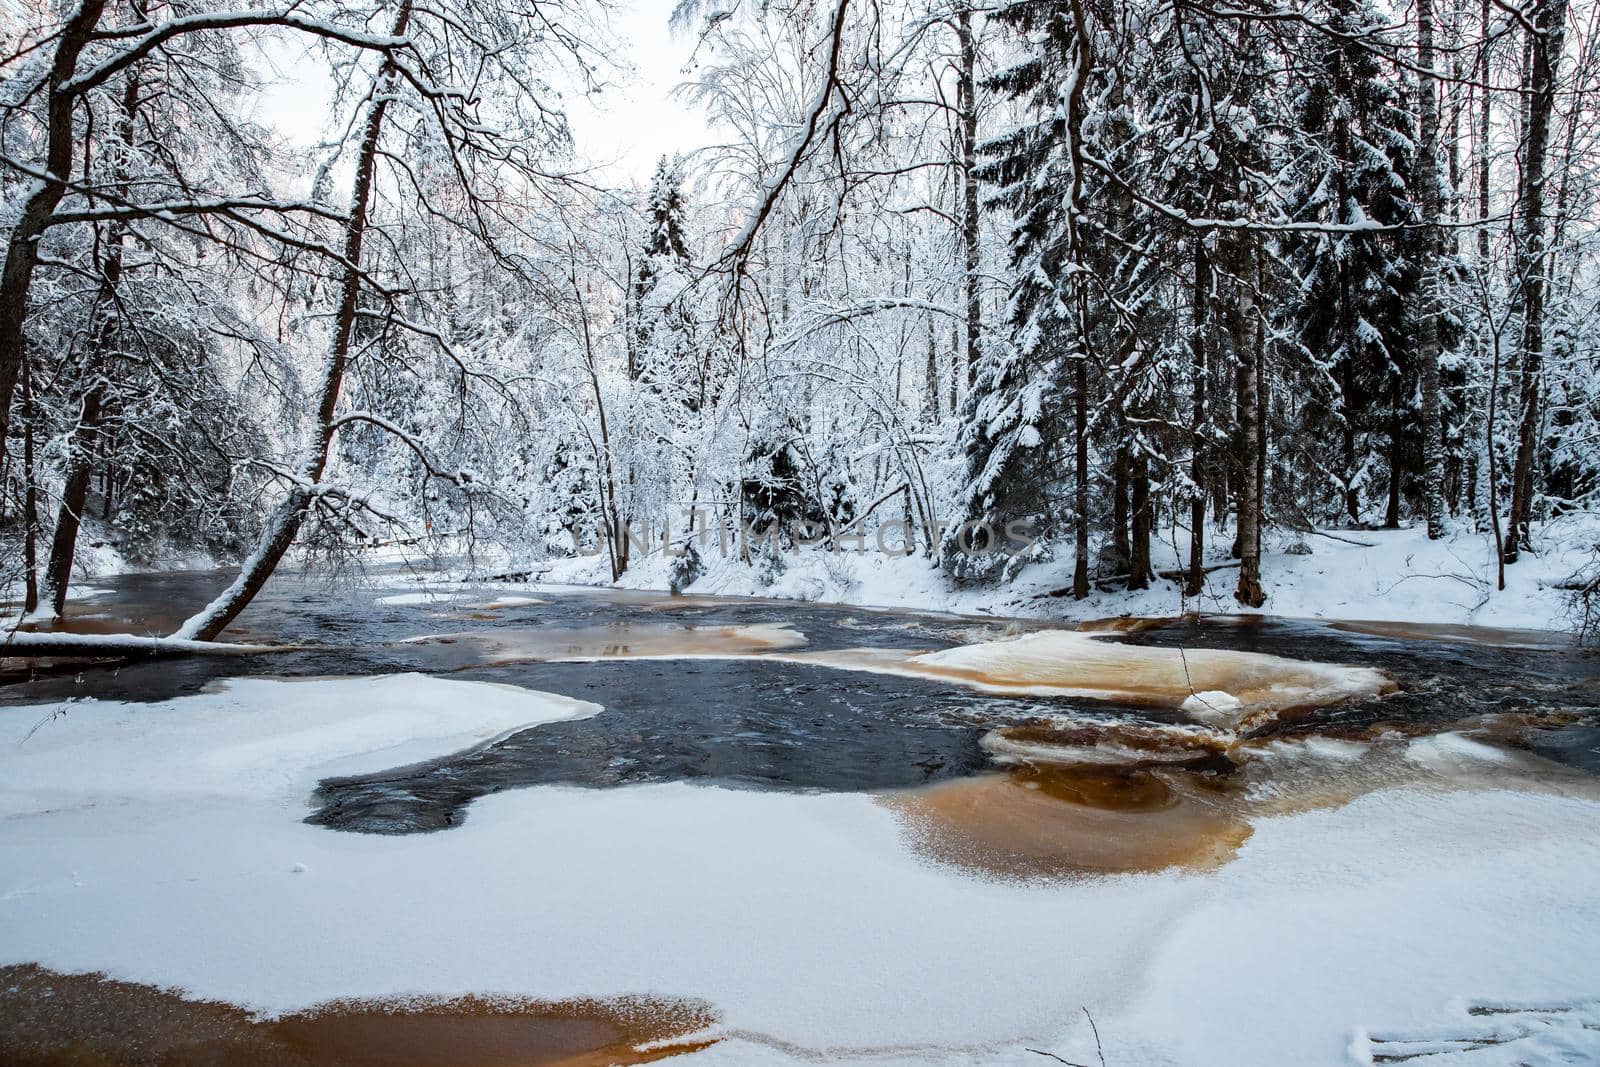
(0, 964, 718, 1067)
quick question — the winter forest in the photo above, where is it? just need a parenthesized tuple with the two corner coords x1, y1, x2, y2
(2, 0, 1599, 636)
(9, 2, 1600, 1063)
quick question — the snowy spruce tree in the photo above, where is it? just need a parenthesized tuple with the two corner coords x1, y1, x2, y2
(1279, 0, 1422, 528)
(630, 156, 700, 405)
(944, 0, 1093, 589)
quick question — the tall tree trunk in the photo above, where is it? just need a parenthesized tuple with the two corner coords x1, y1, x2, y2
(1234, 236, 1265, 607)
(956, 4, 983, 389)
(1488, 333, 1506, 590)
(1072, 356, 1089, 599)
(1477, 0, 1492, 266)
(1257, 288, 1268, 549)
(0, 0, 109, 448)
(1063, 0, 1091, 600)
(1129, 449, 1152, 590)
(1416, 0, 1447, 539)
(1385, 377, 1403, 529)
(1506, 0, 1568, 559)
(1185, 245, 1209, 597)
(173, 0, 415, 642)
(1229, 351, 1245, 558)
(1112, 440, 1130, 570)
(1341, 361, 1359, 523)
(20, 365, 39, 617)
(42, 73, 138, 619)
(1476, 0, 1496, 542)
(947, 323, 958, 414)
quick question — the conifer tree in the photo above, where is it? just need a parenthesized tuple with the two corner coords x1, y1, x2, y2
(1280, 0, 1421, 526)
(944, 0, 1091, 587)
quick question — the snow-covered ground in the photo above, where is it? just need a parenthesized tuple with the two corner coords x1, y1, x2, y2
(384, 514, 1598, 636)
(3, 674, 1598, 1065)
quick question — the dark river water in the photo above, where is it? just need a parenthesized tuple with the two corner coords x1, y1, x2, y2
(3, 568, 1597, 834)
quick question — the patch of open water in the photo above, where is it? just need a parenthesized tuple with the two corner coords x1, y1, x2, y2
(4, 568, 1598, 833)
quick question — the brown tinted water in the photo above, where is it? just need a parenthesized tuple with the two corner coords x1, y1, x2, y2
(880, 708, 1600, 882)
(880, 762, 1253, 878)
(0, 965, 718, 1067)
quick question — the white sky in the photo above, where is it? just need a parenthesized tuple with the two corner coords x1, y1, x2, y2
(252, 0, 712, 188)
(568, 1, 714, 183)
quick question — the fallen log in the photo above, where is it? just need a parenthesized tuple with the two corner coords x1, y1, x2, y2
(470, 570, 541, 583)
(1, 631, 285, 660)
(1157, 561, 1240, 581)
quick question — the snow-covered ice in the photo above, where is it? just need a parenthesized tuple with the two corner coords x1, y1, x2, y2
(783, 628, 1393, 727)
(376, 590, 474, 606)
(2, 674, 1598, 1065)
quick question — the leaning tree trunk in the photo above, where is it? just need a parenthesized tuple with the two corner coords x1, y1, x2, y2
(0, 0, 110, 449)
(41, 388, 105, 616)
(1506, 0, 1568, 560)
(1416, 0, 1446, 539)
(173, 0, 414, 642)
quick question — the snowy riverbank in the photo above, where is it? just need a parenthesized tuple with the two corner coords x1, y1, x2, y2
(382, 514, 1599, 636)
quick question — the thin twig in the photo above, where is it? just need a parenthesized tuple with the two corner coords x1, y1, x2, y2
(1023, 1006, 1105, 1066)
(16, 701, 76, 747)
(1083, 1006, 1106, 1067)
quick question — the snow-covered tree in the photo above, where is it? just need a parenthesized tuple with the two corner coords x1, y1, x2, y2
(1279, 0, 1422, 527)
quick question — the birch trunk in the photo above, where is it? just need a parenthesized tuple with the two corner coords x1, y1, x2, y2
(956, 5, 983, 390)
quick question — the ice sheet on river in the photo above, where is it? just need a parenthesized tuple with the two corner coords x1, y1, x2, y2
(404, 621, 807, 664)
(0, 673, 1598, 1066)
(0, 674, 599, 818)
(783, 628, 1396, 728)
